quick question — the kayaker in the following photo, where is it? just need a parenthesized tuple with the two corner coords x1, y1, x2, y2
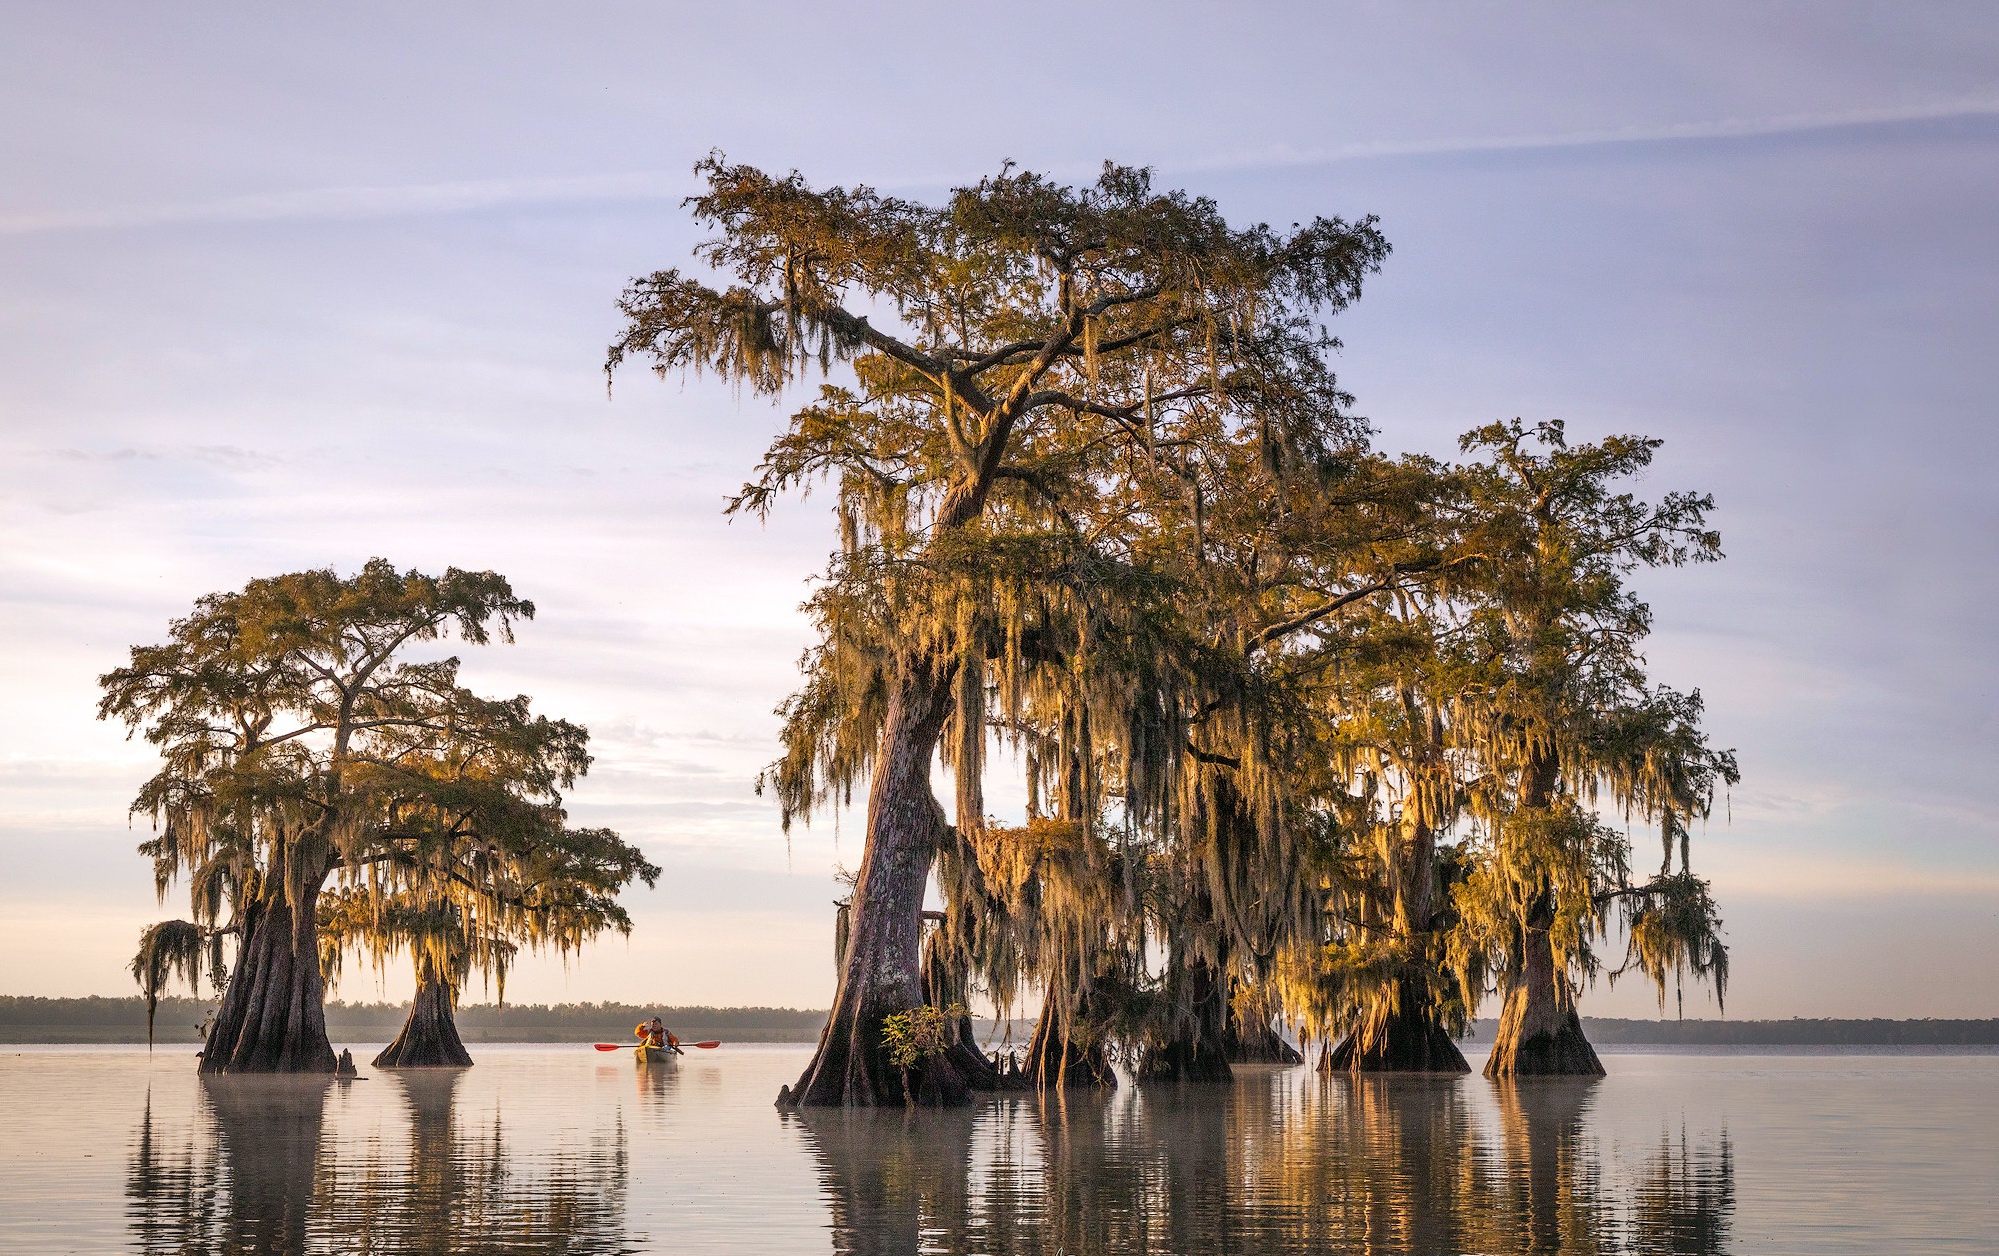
(635, 1016, 683, 1054)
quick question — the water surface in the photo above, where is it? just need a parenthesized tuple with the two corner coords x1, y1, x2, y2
(1, 1044, 1991, 1253)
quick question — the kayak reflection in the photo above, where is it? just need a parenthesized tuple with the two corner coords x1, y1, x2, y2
(789, 1068, 1735, 1255)
(635, 1048, 681, 1110)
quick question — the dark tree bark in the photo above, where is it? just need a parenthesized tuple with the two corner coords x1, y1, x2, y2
(1484, 917, 1605, 1077)
(1324, 976, 1471, 1073)
(374, 957, 474, 1068)
(1137, 952, 1234, 1084)
(918, 925, 1010, 1092)
(1225, 1001, 1304, 1065)
(782, 662, 979, 1107)
(1486, 752, 1604, 1078)
(1324, 791, 1466, 1072)
(200, 888, 337, 1075)
(1023, 999, 1117, 1088)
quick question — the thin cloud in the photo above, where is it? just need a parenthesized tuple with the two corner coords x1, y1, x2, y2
(0, 170, 690, 237)
(10, 98, 1999, 239)
(1185, 96, 1999, 174)
(43, 445, 286, 470)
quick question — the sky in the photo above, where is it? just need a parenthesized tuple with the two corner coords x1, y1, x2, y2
(2, 1, 1995, 1019)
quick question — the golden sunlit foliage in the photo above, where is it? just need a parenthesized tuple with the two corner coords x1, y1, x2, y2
(610, 160, 1738, 1098)
(104, 560, 657, 1072)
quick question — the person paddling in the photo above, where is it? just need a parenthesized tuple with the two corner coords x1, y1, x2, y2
(635, 1016, 683, 1055)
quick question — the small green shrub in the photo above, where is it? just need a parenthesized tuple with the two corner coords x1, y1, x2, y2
(881, 1003, 966, 1070)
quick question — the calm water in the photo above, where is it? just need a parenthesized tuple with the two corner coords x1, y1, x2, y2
(1, 1044, 1993, 1254)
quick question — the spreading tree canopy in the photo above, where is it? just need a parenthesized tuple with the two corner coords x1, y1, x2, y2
(612, 158, 1737, 1097)
(611, 157, 1393, 1105)
(109, 560, 655, 1070)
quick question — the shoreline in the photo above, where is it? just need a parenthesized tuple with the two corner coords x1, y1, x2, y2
(8, 1040, 1998, 1057)
(5, 997, 1994, 1047)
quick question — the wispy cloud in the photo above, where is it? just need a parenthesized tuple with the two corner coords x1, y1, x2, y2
(41, 445, 287, 470)
(9, 98, 1998, 239)
(1185, 96, 1999, 174)
(0, 171, 690, 237)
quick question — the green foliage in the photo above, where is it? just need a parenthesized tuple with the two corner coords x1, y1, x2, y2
(881, 1003, 968, 1071)
(130, 920, 208, 1046)
(104, 560, 659, 1023)
(612, 159, 1738, 1071)
(1614, 872, 1730, 1014)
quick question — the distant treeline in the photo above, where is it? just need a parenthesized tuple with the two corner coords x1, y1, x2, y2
(0, 996, 827, 1044)
(1465, 1017, 1999, 1046)
(6, 997, 1995, 1046)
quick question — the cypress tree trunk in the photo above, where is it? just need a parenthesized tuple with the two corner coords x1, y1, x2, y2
(1484, 913, 1604, 1078)
(1485, 751, 1604, 1078)
(1225, 1000, 1304, 1065)
(200, 888, 336, 1075)
(374, 957, 474, 1068)
(782, 663, 975, 1107)
(1137, 952, 1234, 1084)
(1325, 797, 1465, 1072)
(1324, 976, 1470, 1073)
(1023, 1000, 1117, 1088)
(919, 926, 1009, 1092)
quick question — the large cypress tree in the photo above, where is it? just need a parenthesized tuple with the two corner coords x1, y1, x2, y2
(610, 158, 1389, 1106)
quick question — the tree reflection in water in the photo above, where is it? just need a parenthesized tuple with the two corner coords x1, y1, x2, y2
(792, 1070, 1735, 1254)
(1627, 1125, 1735, 1256)
(127, 1073, 632, 1255)
(127, 1077, 330, 1255)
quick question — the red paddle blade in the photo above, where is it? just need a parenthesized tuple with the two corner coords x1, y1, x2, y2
(693, 1041, 721, 1049)
(593, 1043, 624, 1051)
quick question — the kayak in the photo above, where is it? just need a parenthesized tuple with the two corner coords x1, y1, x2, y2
(634, 1044, 677, 1065)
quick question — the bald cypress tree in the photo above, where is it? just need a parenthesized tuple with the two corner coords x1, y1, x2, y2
(611, 158, 1388, 1106)
(1303, 584, 1481, 1075)
(1445, 421, 1735, 1077)
(107, 562, 532, 1072)
(111, 561, 656, 1072)
(333, 709, 656, 1068)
